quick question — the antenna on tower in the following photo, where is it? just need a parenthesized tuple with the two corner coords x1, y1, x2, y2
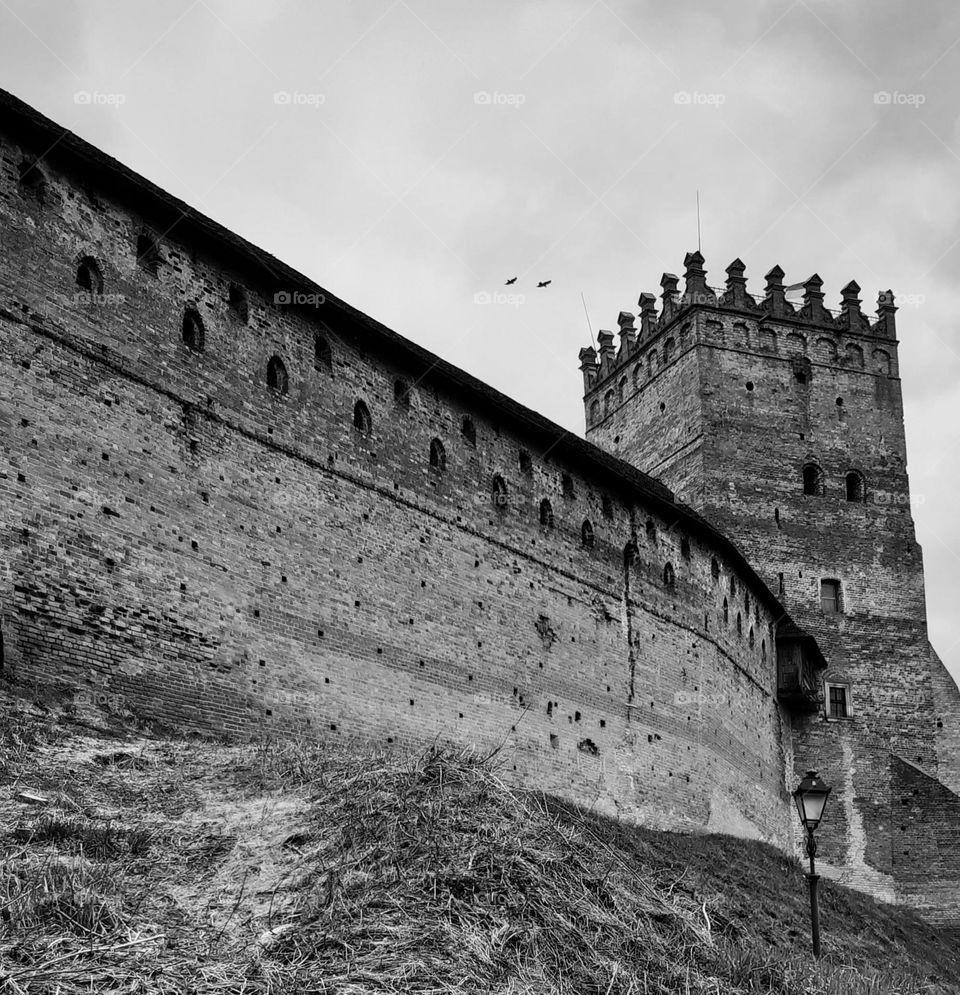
(696, 189, 702, 254)
(581, 292, 596, 350)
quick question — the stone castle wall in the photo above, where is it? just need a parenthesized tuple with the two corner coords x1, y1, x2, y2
(0, 101, 797, 845)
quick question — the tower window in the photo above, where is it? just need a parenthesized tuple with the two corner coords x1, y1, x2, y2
(604, 390, 614, 416)
(353, 399, 372, 434)
(645, 519, 656, 542)
(729, 576, 737, 596)
(601, 495, 613, 519)
(76, 256, 103, 295)
(519, 449, 533, 475)
(624, 540, 638, 568)
(462, 417, 476, 447)
(562, 473, 575, 499)
(802, 463, 824, 496)
(492, 475, 508, 511)
(136, 232, 161, 274)
(710, 557, 720, 581)
(182, 308, 205, 353)
(748, 626, 755, 648)
(827, 684, 849, 719)
(663, 562, 676, 587)
(267, 355, 289, 395)
(736, 612, 743, 636)
(581, 520, 594, 548)
(820, 579, 842, 614)
(394, 379, 411, 409)
(539, 499, 555, 529)
(314, 333, 333, 372)
(845, 471, 866, 503)
(18, 159, 46, 203)
(589, 400, 600, 425)
(680, 537, 690, 560)
(723, 598, 729, 625)
(228, 284, 248, 323)
(429, 438, 446, 471)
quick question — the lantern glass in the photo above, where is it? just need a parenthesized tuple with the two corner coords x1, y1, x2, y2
(793, 771, 832, 830)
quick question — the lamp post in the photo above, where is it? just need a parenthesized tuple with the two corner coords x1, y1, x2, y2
(793, 770, 832, 957)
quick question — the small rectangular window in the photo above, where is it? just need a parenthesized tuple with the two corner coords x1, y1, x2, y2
(828, 684, 848, 719)
(820, 579, 841, 613)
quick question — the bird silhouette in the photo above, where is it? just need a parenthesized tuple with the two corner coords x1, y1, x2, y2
(504, 277, 517, 285)
(537, 280, 552, 288)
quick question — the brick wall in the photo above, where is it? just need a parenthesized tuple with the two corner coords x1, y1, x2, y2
(0, 118, 791, 847)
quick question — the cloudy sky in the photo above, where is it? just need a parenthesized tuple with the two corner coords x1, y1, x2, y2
(2, 0, 958, 685)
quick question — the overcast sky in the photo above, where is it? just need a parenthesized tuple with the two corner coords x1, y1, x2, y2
(2, 0, 958, 686)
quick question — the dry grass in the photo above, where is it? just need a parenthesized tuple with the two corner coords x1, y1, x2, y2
(0, 682, 958, 994)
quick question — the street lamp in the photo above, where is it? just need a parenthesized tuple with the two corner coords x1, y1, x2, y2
(793, 770, 832, 957)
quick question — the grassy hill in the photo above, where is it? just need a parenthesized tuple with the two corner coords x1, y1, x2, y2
(1, 679, 959, 994)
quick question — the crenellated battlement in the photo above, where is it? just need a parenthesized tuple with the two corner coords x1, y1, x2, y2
(579, 251, 898, 391)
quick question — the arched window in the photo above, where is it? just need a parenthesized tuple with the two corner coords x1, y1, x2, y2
(744, 592, 750, 615)
(761, 639, 767, 662)
(539, 499, 554, 529)
(581, 520, 595, 548)
(492, 474, 508, 511)
(136, 232, 160, 274)
(618, 378, 626, 404)
(645, 519, 657, 542)
(518, 450, 532, 475)
(647, 351, 658, 375)
(723, 598, 729, 625)
(562, 473, 575, 499)
(394, 378, 411, 409)
(182, 308, 205, 353)
(267, 355, 288, 394)
(314, 333, 332, 372)
(353, 399, 371, 434)
(228, 284, 248, 323)
(604, 390, 614, 416)
(749, 626, 755, 649)
(663, 562, 676, 587)
(736, 612, 743, 636)
(711, 557, 720, 582)
(589, 400, 600, 425)
(663, 337, 675, 364)
(462, 416, 476, 447)
(76, 256, 103, 295)
(730, 575, 737, 596)
(802, 462, 824, 496)
(624, 540, 638, 568)
(429, 438, 446, 471)
(680, 536, 690, 560)
(601, 495, 614, 519)
(845, 471, 865, 503)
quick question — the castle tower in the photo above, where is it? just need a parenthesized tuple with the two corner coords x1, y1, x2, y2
(580, 253, 960, 924)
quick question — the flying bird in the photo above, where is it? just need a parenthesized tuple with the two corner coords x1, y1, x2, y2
(504, 276, 517, 285)
(537, 280, 552, 288)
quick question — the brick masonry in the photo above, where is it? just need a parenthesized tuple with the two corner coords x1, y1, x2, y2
(584, 254, 960, 927)
(1, 93, 804, 854)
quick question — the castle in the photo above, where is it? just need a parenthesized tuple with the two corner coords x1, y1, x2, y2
(1, 89, 958, 929)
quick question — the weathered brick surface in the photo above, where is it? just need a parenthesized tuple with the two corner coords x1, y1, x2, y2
(0, 98, 795, 849)
(583, 256, 960, 926)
